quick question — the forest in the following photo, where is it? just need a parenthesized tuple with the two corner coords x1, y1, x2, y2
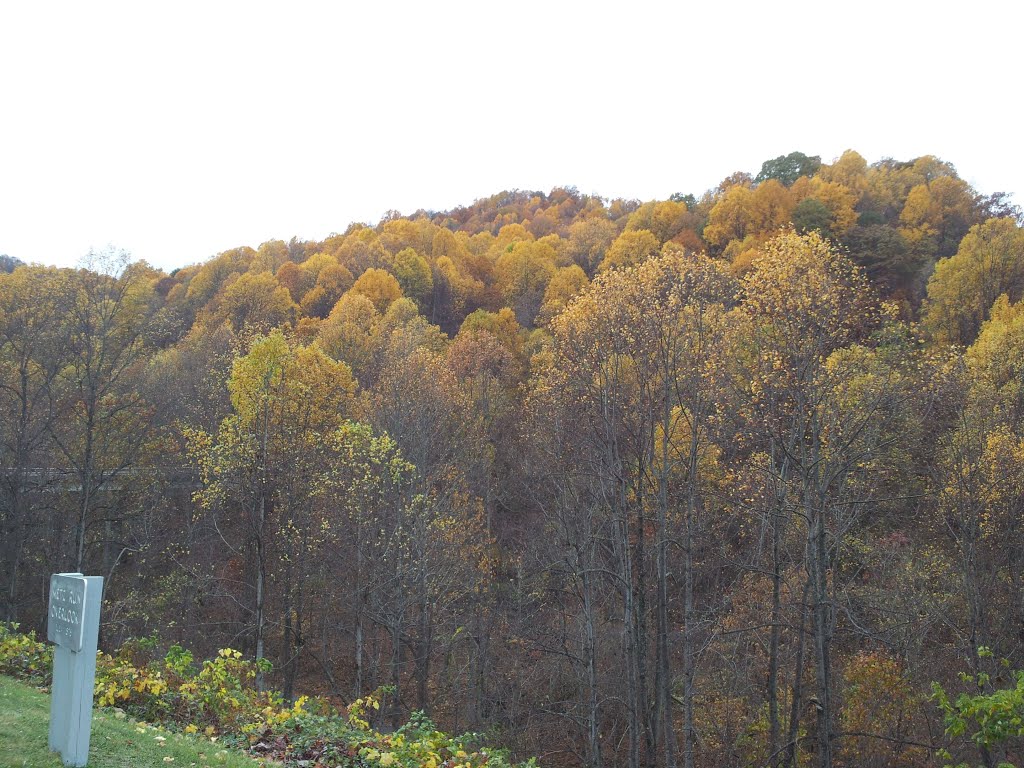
(2, 149, 1024, 768)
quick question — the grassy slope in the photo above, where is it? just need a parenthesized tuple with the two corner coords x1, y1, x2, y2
(0, 676, 264, 768)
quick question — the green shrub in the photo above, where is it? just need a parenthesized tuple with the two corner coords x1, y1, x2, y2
(0, 626, 534, 768)
(0, 623, 52, 685)
(933, 649, 1024, 768)
(94, 645, 284, 735)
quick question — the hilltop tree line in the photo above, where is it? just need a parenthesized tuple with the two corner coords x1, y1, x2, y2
(2, 150, 1024, 768)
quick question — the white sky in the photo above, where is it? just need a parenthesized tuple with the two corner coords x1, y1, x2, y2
(1, 0, 1021, 271)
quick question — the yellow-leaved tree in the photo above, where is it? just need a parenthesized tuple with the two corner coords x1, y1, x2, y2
(534, 248, 737, 768)
(922, 217, 1024, 345)
(738, 231, 915, 768)
(930, 294, 1024, 766)
(0, 265, 70, 619)
(190, 329, 356, 694)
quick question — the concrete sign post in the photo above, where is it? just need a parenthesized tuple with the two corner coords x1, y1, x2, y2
(47, 573, 103, 767)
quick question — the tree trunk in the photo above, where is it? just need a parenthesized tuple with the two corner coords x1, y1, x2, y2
(656, 386, 679, 768)
(582, 555, 602, 768)
(809, 499, 833, 768)
(681, 503, 695, 768)
(634, 467, 654, 768)
(622, 509, 641, 768)
(785, 577, 811, 768)
(390, 622, 403, 730)
(74, 412, 95, 572)
(2, 482, 24, 622)
(282, 576, 295, 701)
(768, 441, 792, 768)
(355, 610, 364, 697)
(254, 491, 267, 692)
(768, 522, 783, 768)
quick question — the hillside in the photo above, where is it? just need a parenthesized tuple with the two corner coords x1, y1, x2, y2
(2, 149, 1024, 767)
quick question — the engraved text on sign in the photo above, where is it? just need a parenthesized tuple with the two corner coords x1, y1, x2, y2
(47, 575, 87, 653)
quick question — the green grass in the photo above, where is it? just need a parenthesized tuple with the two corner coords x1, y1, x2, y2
(0, 676, 265, 768)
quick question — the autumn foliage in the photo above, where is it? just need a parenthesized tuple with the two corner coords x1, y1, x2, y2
(2, 151, 1024, 768)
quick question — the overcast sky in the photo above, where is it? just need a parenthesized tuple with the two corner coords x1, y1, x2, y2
(1, 1, 1020, 271)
